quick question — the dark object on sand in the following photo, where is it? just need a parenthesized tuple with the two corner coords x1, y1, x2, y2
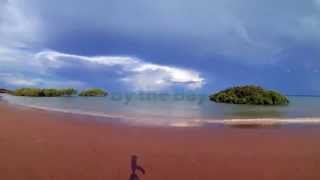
(129, 155, 146, 180)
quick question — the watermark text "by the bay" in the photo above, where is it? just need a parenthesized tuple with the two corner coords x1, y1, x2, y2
(108, 92, 208, 105)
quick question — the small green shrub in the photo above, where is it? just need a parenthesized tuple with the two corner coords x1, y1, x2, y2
(79, 88, 107, 97)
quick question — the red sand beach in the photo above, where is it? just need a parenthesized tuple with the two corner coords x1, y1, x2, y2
(0, 101, 320, 180)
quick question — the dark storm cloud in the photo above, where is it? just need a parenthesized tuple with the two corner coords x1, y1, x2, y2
(1, 0, 320, 93)
(20, 0, 320, 62)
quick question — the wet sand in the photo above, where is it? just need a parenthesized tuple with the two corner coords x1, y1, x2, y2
(0, 101, 320, 180)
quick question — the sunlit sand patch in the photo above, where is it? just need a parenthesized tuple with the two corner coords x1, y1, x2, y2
(169, 121, 202, 127)
(222, 118, 320, 128)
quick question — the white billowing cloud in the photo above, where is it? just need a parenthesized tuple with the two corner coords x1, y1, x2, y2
(0, 46, 204, 90)
(0, 45, 51, 81)
(35, 50, 141, 68)
(0, 0, 42, 48)
(0, 73, 42, 86)
(0, 0, 45, 82)
(132, 64, 204, 89)
(35, 51, 204, 91)
(0, 73, 86, 88)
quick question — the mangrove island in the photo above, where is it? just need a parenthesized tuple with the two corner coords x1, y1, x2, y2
(9, 88, 108, 97)
(11, 88, 77, 97)
(209, 85, 289, 105)
(79, 88, 107, 97)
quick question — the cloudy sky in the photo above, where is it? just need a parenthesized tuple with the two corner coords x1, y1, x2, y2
(0, 0, 320, 94)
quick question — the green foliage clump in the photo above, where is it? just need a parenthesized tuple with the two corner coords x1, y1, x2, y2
(12, 88, 77, 97)
(209, 85, 289, 105)
(79, 88, 107, 97)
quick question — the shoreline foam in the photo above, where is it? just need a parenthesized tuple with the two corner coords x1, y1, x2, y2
(3, 97, 320, 127)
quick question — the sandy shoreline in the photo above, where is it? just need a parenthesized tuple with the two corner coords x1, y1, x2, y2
(3, 95, 320, 127)
(1, 101, 320, 180)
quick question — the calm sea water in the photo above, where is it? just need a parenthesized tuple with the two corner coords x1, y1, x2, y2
(2, 94, 320, 126)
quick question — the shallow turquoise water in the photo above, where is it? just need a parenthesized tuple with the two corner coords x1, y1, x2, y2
(3, 94, 320, 126)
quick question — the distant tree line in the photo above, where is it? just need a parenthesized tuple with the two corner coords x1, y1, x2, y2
(11, 88, 77, 97)
(210, 85, 289, 105)
(10, 88, 107, 97)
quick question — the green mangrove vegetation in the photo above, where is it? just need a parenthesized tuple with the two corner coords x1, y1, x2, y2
(79, 88, 107, 97)
(9, 87, 108, 97)
(209, 85, 289, 105)
(11, 88, 77, 97)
